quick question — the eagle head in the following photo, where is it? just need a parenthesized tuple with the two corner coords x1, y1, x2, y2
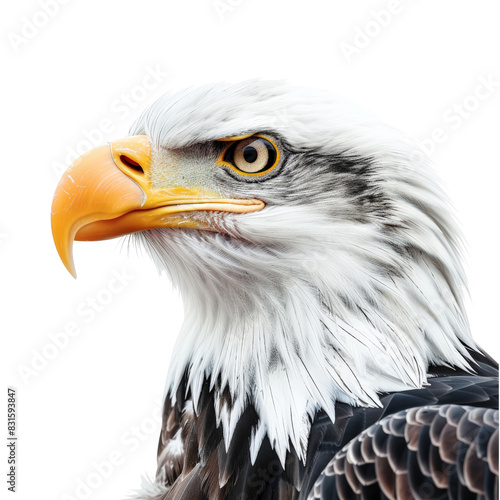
(51, 80, 476, 463)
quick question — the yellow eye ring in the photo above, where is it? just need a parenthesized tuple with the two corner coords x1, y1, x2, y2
(217, 135, 280, 177)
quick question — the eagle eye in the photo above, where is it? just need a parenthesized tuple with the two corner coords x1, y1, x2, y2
(219, 136, 279, 176)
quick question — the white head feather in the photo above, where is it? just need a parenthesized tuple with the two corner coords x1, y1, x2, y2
(129, 80, 476, 465)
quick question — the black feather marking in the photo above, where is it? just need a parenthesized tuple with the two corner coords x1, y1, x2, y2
(387, 434, 409, 473)
(483, 408, 499, 428)
(354, 462, 377, 486)
(388, 412, 407, 437)
(457, 413, 481, 445)
(348, 437, 363, 464)
(464, 439, 485, 494)
(475, 424, 493, 460)
(309, 403, 498, 500)
(372, 424, 388, 456)
(429, 413, 447, 447)
(407, 448, 446, 499)
(429, 443, 449, 489)
(219, 404, 259, 487)
(343, 456, 361, 493)
(446, 405, 467, 426)
(415, 406, 440, 425)
(487, 428, 498, 475)
(335, 471, 356, 500)
(375, 455, 396, 500)
(439, 423, 459, 464)
(154, 363, 498, 499)
(469, 407, 488, 426)
(484, 466, 498, 500)
(359, 481, 382, 500)
(395, 471, 413, 500)
(447, 461, 460, 500)
(316, 472, 336, 500)
(416, 424, 432, 477)
(360, 432, 376, 462)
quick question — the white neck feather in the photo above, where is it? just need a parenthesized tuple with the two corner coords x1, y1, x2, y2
(135, 201, 475, 466)
(126, 80, 478, 466)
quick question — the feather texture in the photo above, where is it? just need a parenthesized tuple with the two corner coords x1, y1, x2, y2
(120, 81, 499, 498)
(128, 354, 497, 499)
(308, 404, 499, 500)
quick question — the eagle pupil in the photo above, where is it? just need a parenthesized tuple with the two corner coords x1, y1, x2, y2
(243, 146, 258, 163)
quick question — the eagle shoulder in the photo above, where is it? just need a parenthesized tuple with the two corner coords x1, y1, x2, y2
(308, 404, 499, 500)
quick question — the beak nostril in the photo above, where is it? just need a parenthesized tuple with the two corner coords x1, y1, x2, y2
(120, 155, 144, 174)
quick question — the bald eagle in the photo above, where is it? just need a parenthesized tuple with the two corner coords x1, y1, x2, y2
(51, 81, 498, 499)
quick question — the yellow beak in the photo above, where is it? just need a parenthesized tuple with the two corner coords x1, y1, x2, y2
(51, 135, 264, 278)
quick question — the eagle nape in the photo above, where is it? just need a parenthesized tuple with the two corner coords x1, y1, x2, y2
(51, 81, 498, 500)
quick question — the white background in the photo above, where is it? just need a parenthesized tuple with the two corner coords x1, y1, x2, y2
(2, 1, 499, 499)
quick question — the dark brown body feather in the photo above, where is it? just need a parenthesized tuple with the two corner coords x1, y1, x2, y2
(309, 405, 498, 500)
(153, 352, 498, 499)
